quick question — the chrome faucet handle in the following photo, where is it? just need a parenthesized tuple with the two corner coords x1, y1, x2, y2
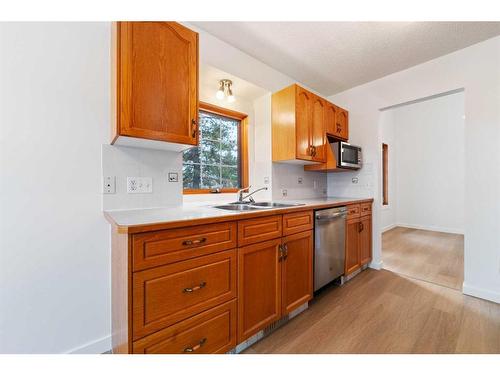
(237, 185, 251, 202)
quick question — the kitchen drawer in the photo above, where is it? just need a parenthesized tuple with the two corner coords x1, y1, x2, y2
(360, 202, 372, 217)
(346, 204, 360, 219)
(133, 300, 237, 354)
(132, 249, 237, 339)
(132, 222, 237, 271)
(237, 215, 282, 247)
(282, 210, 313, 236)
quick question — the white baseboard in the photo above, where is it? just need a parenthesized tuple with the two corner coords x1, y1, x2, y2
(381, 224, 397, 233)
(463, 283, 500, 304)
(391, 223, 464, 235)
(369, 260, 383, 270)
(66, 335, 111, 354)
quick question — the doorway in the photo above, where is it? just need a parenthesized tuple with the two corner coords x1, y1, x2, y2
(379, 90, 465, 290)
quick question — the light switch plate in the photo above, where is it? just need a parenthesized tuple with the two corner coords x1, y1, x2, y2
(127, 177, 152, 194)
(168, 172, 178, 182)
(103, 176, 115, 194)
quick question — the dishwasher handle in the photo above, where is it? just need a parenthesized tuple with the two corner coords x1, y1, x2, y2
(315, 212, 347, 221)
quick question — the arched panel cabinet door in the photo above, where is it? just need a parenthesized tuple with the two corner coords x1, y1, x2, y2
(295, 86, 314, 161)
(113, 22, 199, 148)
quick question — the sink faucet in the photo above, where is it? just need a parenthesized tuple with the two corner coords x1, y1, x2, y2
(237, 186, 268, 204)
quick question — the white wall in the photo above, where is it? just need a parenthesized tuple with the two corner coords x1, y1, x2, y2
(328, 36, 500, 303)
(0, 23, 111, 353)
(381, 92, 465, 234)
(379, 110, 397, 231)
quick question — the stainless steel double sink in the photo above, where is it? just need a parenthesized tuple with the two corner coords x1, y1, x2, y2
(213, 201, 304, 211)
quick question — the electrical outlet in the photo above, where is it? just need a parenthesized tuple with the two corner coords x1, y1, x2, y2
(264, 176, 270, 185)
(282, 189, 288, 198)
(297, 177, 303, 185)
(127, 177, 152, 194)
(103, 176, 115, 194)
(168, 172, 178, 182)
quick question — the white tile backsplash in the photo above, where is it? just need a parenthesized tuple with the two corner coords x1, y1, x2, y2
(101, 144, 183, 210)
(272, 163, 327, 200)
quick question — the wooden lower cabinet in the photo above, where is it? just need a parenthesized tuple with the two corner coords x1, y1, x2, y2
(345, 218, 361, 275)
(282, 230, 313, 315)
(359, 215, 372, 265)
(238, 229, 314, 343)
(238, 239, 282, 342)
(133, 300, 237, 354)
(345, 204, 372, 276)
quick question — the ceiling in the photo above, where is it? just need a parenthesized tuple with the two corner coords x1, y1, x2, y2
(192, 22, 500, 96)
(200, 64, 268, 102)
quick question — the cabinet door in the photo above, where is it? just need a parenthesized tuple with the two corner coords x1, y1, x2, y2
(359, 215, 372, 265)
(324, 101, 338, 137)
(336, 107, 349, 141)
(282, 231, 313, 315)
(345, 218, 361, 275)
(295, 86, 313, 161)
(118, 22, 198, 145)
(238, 239, 282, 343)
(311, 95, 326, 162)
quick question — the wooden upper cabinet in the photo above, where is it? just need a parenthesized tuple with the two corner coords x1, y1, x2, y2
(336, 107, 349, 141)
(272, 84, 326, 164)
(311, 95, 326, 162)
(325, 102, 348, 141)
(295, 86, 313, 161)
(112, 22, 199, 151)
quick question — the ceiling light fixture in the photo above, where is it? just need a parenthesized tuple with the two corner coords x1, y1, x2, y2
(216, 79, 235, 102)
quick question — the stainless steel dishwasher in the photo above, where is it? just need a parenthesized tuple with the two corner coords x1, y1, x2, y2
(314, 206, 347, 291)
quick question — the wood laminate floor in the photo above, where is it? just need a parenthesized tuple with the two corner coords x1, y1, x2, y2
(244, 269, 500, 353)
(382, 227, 464, 290)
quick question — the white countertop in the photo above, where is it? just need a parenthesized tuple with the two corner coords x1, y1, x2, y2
(104, 197, 373, 231)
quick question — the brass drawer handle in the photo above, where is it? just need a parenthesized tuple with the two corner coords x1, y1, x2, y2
(183, 281, 206, 293)
(282, 243, 288, 261)
(182, 237, 207, 246)
(359, 222, 364, 232)
(184, 338, 207, 353)
(278, 244, 283, 262)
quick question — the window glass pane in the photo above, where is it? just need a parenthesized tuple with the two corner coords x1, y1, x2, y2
(183, 110, 241, 191)
(183, 146, 200, 164)
(200, 112, 220, 141)
(201, 164, 220, 189)
(221, 166, 239, 188)
(221, 120, 238, 144)
(200, 139, 220, 165)
(221, 139, 238, 166)
(183, 164, 200, 189)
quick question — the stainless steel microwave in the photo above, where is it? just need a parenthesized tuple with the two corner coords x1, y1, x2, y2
(331, 141, 362, 169)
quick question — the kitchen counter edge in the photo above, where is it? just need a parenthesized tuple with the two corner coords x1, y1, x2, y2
(104, 198, 374, 234)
